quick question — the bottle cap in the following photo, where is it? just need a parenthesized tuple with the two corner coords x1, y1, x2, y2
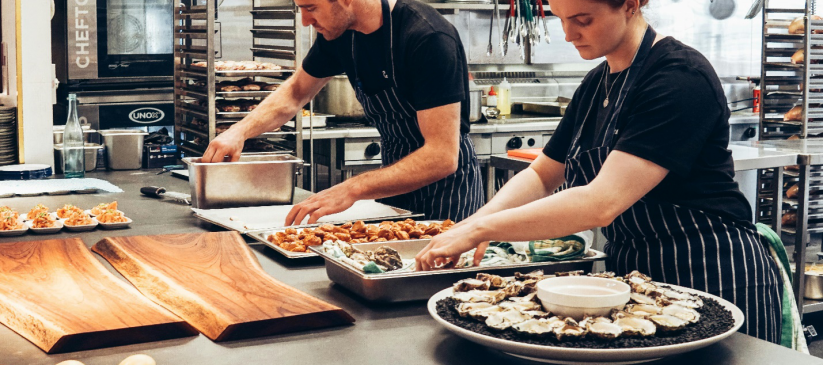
(488, 86, 497, 96)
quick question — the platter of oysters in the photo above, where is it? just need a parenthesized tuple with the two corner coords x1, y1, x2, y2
(428, 270, 743, 364)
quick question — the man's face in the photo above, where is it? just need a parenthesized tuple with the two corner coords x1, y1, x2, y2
(296, 0, 356, 40)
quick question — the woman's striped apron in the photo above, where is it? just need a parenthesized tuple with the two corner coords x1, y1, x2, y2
(565, 26, 783, 343)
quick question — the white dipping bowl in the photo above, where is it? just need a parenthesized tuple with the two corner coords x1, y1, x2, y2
(537, 276, 631, 320)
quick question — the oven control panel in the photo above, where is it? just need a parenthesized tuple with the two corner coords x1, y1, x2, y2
(343, 138, 382, 164)
(491, 133, 544, 154)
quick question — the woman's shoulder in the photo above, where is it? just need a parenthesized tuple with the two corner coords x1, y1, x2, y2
(644, 37, 718, 80)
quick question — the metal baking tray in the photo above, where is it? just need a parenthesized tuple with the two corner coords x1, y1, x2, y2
(194, 199, 419, 234)
(521, 97, 571, 116)
(309, 239, 607, 302)
(247, 220, 441, 259)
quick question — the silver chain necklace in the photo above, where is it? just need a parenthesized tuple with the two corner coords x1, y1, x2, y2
(603, 65, 628, 108)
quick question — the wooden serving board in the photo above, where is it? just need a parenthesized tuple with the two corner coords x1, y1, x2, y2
(0, 238, 195, 354)
(93, 232, 355, 341)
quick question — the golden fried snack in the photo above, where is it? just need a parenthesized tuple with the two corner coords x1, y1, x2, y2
(265, 219, 453, 252)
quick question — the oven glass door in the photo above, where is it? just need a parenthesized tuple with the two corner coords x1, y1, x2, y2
(98, 0, 174, 78)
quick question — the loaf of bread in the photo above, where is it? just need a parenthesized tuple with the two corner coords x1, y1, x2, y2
(784, 105, 803, 121)
(782, 212, 798, 226)
(792, 49, 804, 64)
(263, 83, 278, 91)
(789, 15, 823, 34)
(787, 184, 800, 199)
(216, 82, 241, 92)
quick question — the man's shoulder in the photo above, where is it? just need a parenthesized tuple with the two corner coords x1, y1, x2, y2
(395, 0, 460, 44)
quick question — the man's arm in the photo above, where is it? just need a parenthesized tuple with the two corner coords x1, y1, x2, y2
(201, 67, 331, 163)
(284, 101, 462, 225)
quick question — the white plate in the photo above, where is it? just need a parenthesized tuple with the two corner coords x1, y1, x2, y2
(25, 219, 63, 234)
(0, 218, 28, 236)
(427, 283, 744, 365)
(97, 217, 132, 229)
(63, 217, 98, 232)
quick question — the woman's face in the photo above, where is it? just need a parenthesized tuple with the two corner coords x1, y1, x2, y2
(549, 0, 632, 60)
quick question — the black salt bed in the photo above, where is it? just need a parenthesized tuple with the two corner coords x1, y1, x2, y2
(435, 297, 735, 349)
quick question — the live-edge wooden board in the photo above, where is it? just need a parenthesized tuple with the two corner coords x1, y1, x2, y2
(0, 238, 196, 354)
(93, 232, 355, 341)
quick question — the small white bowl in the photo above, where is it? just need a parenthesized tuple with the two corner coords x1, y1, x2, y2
(64, 217, 99, 232)
(25, 219, 64, 234)
(537, 276, 631, 320)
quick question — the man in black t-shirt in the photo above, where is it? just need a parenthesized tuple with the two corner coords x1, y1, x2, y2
(202, 0, 483, 225)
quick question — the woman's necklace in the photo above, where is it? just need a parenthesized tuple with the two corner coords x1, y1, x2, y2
(603, 65, 627, 108)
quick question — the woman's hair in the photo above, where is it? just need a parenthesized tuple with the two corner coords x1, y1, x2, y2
(592, 0, 650, 8)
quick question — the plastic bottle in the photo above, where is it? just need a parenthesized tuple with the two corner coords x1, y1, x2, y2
(487, 86, 498, 107)
(63, 93, 85, 178)
(498, 78, 511, 115)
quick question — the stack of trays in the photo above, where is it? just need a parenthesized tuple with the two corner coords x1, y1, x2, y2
(0, 107, 16, 166)
(0, 164, 53, 180)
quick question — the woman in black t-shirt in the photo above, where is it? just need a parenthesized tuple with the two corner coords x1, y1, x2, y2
(416, 0, 783, 343)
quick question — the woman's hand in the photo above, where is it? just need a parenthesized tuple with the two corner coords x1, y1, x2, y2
(415, 218, 490, 271)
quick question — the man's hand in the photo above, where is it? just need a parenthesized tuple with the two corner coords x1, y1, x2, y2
(201, 127, 245, 163)
(284, 183, 360, 226)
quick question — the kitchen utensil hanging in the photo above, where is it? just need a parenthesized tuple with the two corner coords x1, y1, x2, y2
(493, 0, 551, 58)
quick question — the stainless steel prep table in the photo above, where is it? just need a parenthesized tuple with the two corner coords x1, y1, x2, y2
(1, 170, 820, 365)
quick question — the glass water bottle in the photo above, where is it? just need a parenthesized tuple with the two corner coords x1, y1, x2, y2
(63, 94, 85, 178)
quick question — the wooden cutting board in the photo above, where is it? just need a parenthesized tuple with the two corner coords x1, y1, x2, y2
(0, 238, 195, 354)
(93, 232, 355, 341)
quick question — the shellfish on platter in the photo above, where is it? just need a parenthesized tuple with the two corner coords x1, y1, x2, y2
(453, 289, 507, 304)
(615, 316, 657, 337)
(512, 318, 555, 335)
(456, 302, 502, 320)
(587, 321, 623, 340)
(662, 304, 701, 324)
(625, 303, 663, 318)
(649, 314, 689, 333)
(476, 273, 508, 289)
(453, 278, 491, 292)
(486, 309, 533, 330)
(555, 318, 588, 341)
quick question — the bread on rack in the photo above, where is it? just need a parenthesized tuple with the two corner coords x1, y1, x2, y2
(216, 101, 242, 112)
(236, 78, 262, 91)
(240, 100, 259, 112)
(792, 49, 805, 64)
(789, 15, 823, 35)
(782, 212, 798, 226)
(263, 83, 279, 91)
(787, 184, 800, 199)
(784, 105, 803, 121)
(189, 60, 282, 71)
(216, 81, 242, 92)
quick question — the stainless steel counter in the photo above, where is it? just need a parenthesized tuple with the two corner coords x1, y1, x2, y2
(298, 117, 562, 140)
(1, 170, 820, 365)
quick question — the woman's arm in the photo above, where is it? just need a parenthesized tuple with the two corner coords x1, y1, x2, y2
(461, 155, 567, 226)
(415, 150, 669, 270)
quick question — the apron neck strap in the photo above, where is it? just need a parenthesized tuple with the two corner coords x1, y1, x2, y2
(568, 25, 657, 158)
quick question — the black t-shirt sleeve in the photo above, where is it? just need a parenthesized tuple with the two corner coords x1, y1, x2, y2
(542, 85, 585, 163)
(405, 33, 466, 111)
(302, 35, 345, 78)
(613, 65, 723, 176)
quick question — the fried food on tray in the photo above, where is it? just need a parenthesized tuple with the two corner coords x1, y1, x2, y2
(0, 214, 23, 230)
(98, 209, 129, 224)
(32, 212, 56, 229)
(90, 202, 118, 216)
(56, 204, 84, 219)
(267, 219, 454, 253)
(26, 204, 49, 220)
(65, 212, 94, 226)
(0, 206, 19, 220)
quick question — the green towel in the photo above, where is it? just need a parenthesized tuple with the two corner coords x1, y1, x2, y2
(528, 236, 586, 262)
(756, 223, 809, 353)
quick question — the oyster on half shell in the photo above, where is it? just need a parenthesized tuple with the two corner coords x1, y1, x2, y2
(615, 316, 657, 337)
(453, 278, 491, 292)
(662, 304, 701, 324)
(452, 289, 506, 304)
(512, 318, 555, 335)
(588, 321, 623, 340)
(649, 314, 689, 333)
(485, 309, 532, 330)
(555, 318, 588, 341)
